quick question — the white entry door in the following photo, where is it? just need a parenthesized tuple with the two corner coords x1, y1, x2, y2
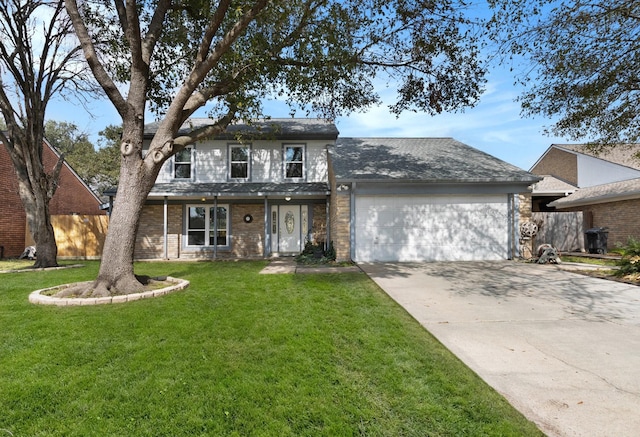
(278, 205, 301, 253)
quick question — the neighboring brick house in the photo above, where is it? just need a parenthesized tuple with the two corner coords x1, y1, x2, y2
(0, 138, 104, 258)
(129, 119, 539, 262)
(530, 144, 640, 248)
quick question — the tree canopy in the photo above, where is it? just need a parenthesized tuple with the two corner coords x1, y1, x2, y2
(65, 0, 489, 295)
(0, 0, 95, 267)
(489, 0, 640, 149)
(44, 120, 121, 196)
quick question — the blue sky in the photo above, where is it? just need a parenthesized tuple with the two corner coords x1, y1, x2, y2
(49, 60, 568, 172)
(50, 67, 564, 172)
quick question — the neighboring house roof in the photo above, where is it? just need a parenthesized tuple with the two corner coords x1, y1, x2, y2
(549, 178, 640, 208)
(331, 137, 540, 184)
(555, 143, 640, 171)
(146, 182, 330, 199)
(531, 175, 577, 196)
(144, 118, 339, 141)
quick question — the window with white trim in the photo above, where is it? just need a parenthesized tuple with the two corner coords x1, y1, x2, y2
(284, 145, 304, 179)
(174, 146, 194, 179)
(229, 144, 250, 180)
(186, 205, 228, 247)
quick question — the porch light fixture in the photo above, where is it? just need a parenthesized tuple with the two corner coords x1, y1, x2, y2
(201, 197, 206, 202)
(285, 196, 291, 202)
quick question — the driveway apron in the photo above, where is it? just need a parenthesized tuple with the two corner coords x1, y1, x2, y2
(359, 261, 640, 437)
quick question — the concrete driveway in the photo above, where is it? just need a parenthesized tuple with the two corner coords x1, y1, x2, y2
(359, 261, 640, 437)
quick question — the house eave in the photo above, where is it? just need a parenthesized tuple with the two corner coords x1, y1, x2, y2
(335, 177, 540, 186)
(550, 191, 640, 209)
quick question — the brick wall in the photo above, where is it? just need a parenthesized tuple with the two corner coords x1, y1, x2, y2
(530, 148, 578, 185)
(229, 204, 264, 258)
(135, 203, 267, 260)
(562, 199, 640, 249)
(518, 193, 535, 259)
(44, 147, 103, 215)
(1, 142, 102, 258)
(0, 146, 25, 257)
(135, 204, 182, 259)
(329, 192, 351, 262)
(311, 203, 327, 244)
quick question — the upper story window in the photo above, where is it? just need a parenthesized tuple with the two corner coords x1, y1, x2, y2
(284, 145, 304, 179)
(174, 146, 194, 179)
(229, 144, 250, 180)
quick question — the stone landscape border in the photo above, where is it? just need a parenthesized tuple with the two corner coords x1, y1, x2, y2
(29, 277, 190, 306)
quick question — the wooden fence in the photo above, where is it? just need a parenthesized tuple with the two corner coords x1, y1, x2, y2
(532, 211, 584, 252)
(26, 214, 109, 259)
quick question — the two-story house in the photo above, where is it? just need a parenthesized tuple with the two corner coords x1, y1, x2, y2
(134, 119, 336, 260)
(130, 118, 540, 262)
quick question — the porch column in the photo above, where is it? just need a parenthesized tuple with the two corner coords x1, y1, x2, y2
(214, 196, 218, 259)
(264, 197, 269, 257)
(325, 195, 330, 251)
(163, 196, 168, 260)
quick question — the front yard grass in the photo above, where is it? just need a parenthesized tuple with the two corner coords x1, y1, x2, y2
(0, 261, 542, 436)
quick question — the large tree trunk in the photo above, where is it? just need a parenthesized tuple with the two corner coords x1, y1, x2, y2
(87, 131, 160, 297)
(28, 201, 58, 269)
(17, 178, 59, 269)
(7, 141, 61, 269)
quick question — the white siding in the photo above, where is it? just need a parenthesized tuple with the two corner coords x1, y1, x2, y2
(155, 139, 330, 183)
(577, 154, 640, 187)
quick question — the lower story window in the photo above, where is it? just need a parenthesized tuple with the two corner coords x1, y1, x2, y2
(186, 205, 228, 247)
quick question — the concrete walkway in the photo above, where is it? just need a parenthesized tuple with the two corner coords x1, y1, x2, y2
(259, 258, 361, 274)
(359, 261, 640, 437)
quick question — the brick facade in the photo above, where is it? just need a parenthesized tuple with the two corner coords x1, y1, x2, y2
(311, 203, 327, 244)
(329, 192, 351, 262)
(530, 148, 577, 185)
(135, 202, 328, 260)
(561, 199, 640, 249)
(0, 142, 103, 258)
(517, 193, 535, 258)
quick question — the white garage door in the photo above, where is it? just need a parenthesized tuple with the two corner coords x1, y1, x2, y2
(354, 194, 510, 262)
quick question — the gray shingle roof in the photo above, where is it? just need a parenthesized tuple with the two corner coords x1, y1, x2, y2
(144, 118, 339, 141)
(549, 177, 640, 208)
(331, 138, 540, 183)
(531, 175, 577, 195)
(553, 144, 640, 170)
(147, 182, 329, 198)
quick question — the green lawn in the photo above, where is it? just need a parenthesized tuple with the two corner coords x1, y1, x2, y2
(0, 261, 542, 436)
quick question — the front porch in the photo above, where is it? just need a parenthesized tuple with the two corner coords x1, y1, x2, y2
(133, 184, 330, 260)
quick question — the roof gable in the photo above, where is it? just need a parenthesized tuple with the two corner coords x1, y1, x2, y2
(554, 144, 640, 170)
(331, 137, 539, 184)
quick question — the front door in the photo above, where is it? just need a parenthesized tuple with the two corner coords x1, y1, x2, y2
(278, 204, 301, 253)
(271, 204, 309, 254)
